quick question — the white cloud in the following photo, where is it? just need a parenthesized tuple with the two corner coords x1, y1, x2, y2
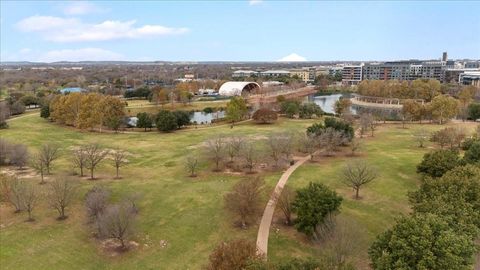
(277, 53, 307, 62)
(17, 16, 189, 42)
(37, 48, 124, 62)
(17, 16, 79, 32)
(63, 1, 103, 15)
(249, 0, 263, 5)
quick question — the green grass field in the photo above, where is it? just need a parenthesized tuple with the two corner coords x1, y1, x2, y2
(0, 114, 477, 269)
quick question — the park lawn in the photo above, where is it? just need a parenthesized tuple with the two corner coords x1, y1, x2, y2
(0, 114, 314, 270)
(1, 115, 477, 269)
(125, 100, 229, 116)
(267, 122, 478, 268)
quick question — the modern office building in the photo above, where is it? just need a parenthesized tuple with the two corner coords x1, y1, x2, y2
(232, 70, 258, 78)
(459, 71, 480, 87)
(289, 67, 318, 83)
(342, 65, 363, 85)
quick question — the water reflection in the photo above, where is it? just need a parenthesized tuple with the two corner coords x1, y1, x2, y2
(307, 93, 402, 120)
(190, 111, 225, 124)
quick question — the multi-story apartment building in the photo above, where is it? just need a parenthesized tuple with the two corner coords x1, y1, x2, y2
(359, 60, 446, 83)
(342, 65, 363, 85)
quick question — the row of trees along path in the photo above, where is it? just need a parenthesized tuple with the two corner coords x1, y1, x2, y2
(256, 153, 313, 258)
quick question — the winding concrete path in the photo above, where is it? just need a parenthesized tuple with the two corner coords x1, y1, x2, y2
(256, 154, 311, 258)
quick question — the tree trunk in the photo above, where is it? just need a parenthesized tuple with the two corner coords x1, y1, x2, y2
(40, 171, 45, 184)
(80, 166, 84, 177)
(90, 168, 94, 180)
(355, 188, 359, 199)
(116, 166, 119, 178)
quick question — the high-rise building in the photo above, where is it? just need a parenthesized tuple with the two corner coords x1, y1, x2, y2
(442, 52, 448, 61)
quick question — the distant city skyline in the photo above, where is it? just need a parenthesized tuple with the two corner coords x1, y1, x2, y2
(1, 1, 479, 62)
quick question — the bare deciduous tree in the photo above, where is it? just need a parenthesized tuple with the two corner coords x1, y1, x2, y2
(242, 143, 259, 173)
(22, 182, 39, 222)
(85, 185, 110, 222)
(30, 153, 46, 184)
(72, 147, 88, 177)
(97, 202, 137, 250)
(111, 149, 127, 179)
(267, 133, 283, 167)
(299, 133, 318, 160)
(349, 139, 361, 156)
(342, 161, 378, 199)
(206, 137, 225, 171)
(7, 177, 25, 213)
(319, 216, 363, 268)
(40, 143, 61, 174)
(48, 178, 77, 220)
(0, 139, 12, 165)
(275, 186, 295, 225)
(84, 144, 109, 180)
(279, 132, 295, 163)
(359, 113, 374, 138)
(414, 128, 430, 148)
(318, 128, 347, 156)
(226, 136, 244, 163)
(10, 144, 28, 170)
(185, 155, 198, 177)
(224, 177, 264, 228)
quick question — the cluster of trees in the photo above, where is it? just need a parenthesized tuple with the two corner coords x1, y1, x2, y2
(203, 133, 295, 174)
(215, 181, 362, 269)
(280, 100, 324, 119)
(358, 79, 443, 101)
(417, 131, 480, 178)
(369, 126, 480, 268)
(369, 164, 480, 269)
(1, 140, 129, 182)
(85, 186, 139, 250)
(123, 87, 151, 99)
(0, 139, 29, 169)
(136, 110, 191, 132)
(303, 118, 356, 158)
(401, 94, 460, 124)
(1, 176, 77, 221)
(49, 93, 126, 131)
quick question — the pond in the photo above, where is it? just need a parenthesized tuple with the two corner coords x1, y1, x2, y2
(190, 111, 225, 124)
(306, 93, 357, 114)
(306, 93, 402, 120)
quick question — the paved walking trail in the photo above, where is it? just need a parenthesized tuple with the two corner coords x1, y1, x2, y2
(256, 154, 311, 258)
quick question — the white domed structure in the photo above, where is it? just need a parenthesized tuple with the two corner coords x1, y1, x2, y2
(218, 81, 260, 96)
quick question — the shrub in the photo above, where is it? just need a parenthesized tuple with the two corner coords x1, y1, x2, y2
(416, 149, 460, 177)
(299, 103, 323, 119)
(252, 108, 277, 124)
(40, 104, 50, 119)
(172, 110, 191, 127)
(467, 103, 480, 120)
(155, 110, 178, 132)
(292, 182, 342, 238)
(206, 239, 262, 270)
(280, 101, 300, 118)
(463, 141, 480, 165)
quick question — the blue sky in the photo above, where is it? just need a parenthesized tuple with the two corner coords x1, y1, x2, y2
(1, 1, 479, 62)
